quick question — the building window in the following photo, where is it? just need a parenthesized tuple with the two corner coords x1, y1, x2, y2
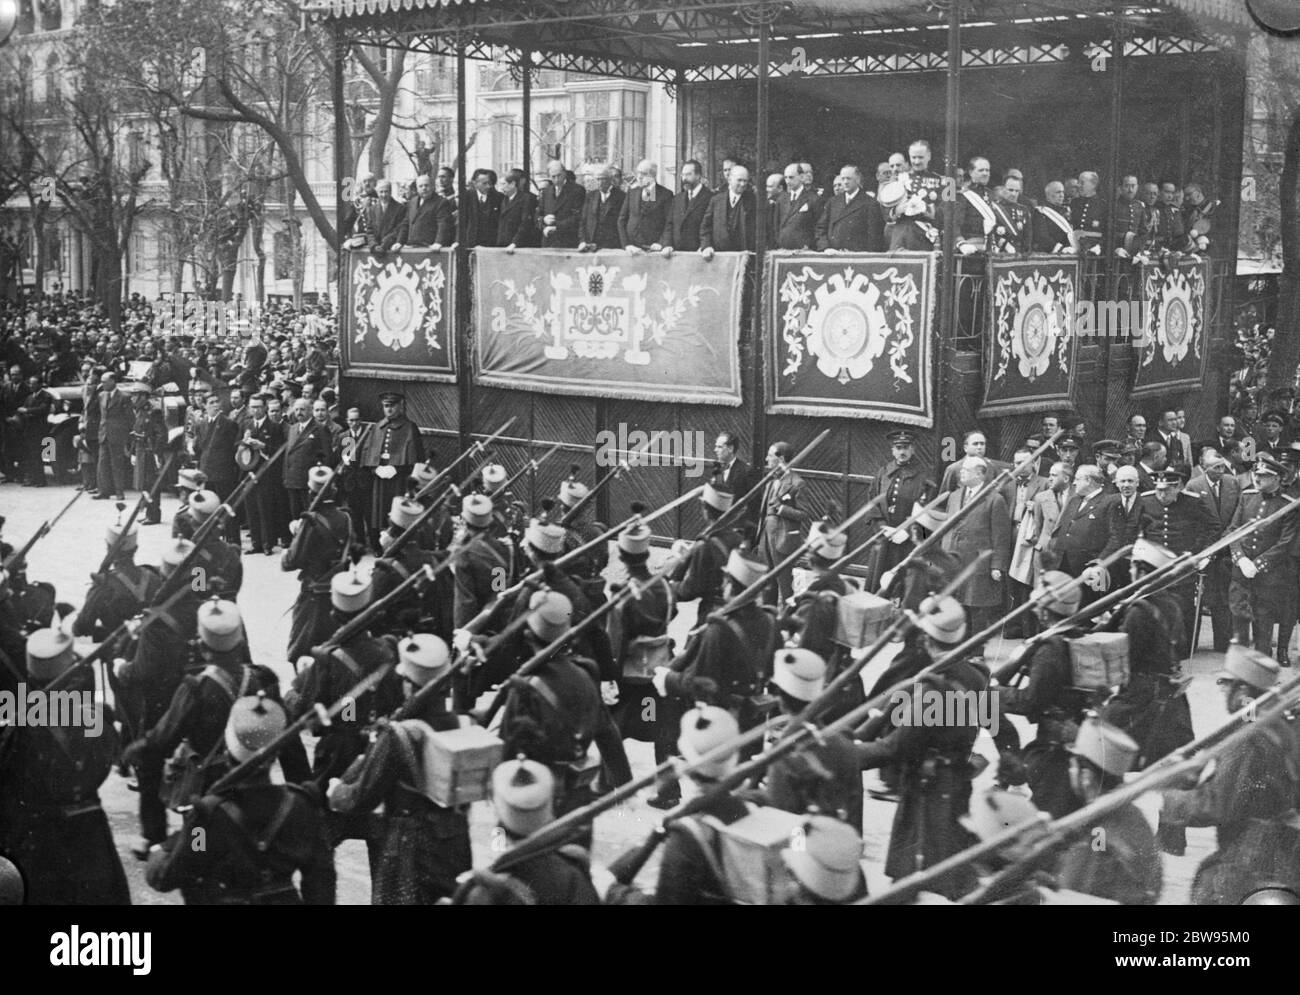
(536, 111, 567, 166)
(39, 0, 61, 31)
(43, 51, 60, 111)
(415, 55, 453, 96)
(127, 130, 146, 176)
(130, 231, 148, 274)
(492, 115, 519, 172)
(427, 119, 454, 171)
(573, 89, 647, 170)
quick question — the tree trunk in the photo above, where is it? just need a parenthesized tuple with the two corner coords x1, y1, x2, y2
(1268, 105, 1300, 396)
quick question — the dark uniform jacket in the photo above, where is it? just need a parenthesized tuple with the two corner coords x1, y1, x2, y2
(73, 559, 161, 642)
(664, 601, 776, 705)
(671, 526, 743, 617)
(458, 842, 600, 905)
(146, 782, 335, 905)
(452, 527, 515, 629)
(1056, 803, 1162, 904)
(1032, 203, 1073, 253)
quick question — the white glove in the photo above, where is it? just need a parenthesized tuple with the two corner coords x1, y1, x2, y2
(1237, 558, 1258, 579)
(878, 568, 897, 594)
(670, 538, 693, 560)
(113, 656, 128, 678)
(590, 863, 617, 903)
(1195, 557, 1210, 572)
(888, 527, 909, 545)
(651, 666, 670, 697)
(452, 628, 472, 654)
(326, 777, 345, 811)
(601, 681, 620, 706)
(1081, 565, 1103, 591)
(289, 519, 301, 537)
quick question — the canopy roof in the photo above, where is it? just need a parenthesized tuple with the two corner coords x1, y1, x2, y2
(306, 0, 1253, 83)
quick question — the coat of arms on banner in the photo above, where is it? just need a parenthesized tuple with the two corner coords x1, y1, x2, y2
(489, 261, 712, 366)
(764, 254, 934, 425)
(979, 256, 1079, 417)
(778, 266, 917, 386)
(1132, 258, 1208, 398)
(352, 253, 446, 354)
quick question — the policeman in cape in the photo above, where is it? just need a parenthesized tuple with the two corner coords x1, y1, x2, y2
(146, 693, 336, 905)
(452, 757, 601, 905)
(0, 628, 130, 904)
(496, 590, 632, 825)
(669, 472, 742, 618)
(282, 465, 353, 662)
(865, 428, 935, 610)
(123, 598, 309, 811)
(74, 505, 161, 642)
(653, 548, 778, 747)
(359, 391, 425, 552)
(327, 634, 473, 904)
(556, 466, 609, 607)
(993, 570, 1095, 818)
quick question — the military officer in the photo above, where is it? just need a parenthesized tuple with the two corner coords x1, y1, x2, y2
(146, 694, 336, 905)
(1112, 175, 1147, 256)
(1069, 171, 1107, 255)
(994, 173, 1033, 254)
(1273, 442, 1300, 666)
(865, 429, 935, 610)
(327, 634, 473, 904)
(1125, 463, 1218, 658)
(889, 140, 944, 251)
(957, 156, 997, 253)
(0, 629, 130, 904)
(1227, 455, 1298, 657)
(1033, 181, 1074, 253)
(281, 465, 352, 662)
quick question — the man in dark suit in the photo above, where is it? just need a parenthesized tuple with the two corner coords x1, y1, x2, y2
(757, 440, 812, 606)
(367, 178, 405, 253)
(389, 174, 454, 250)
(242, 394, 288, 555)
(816, 164, 886, 252)
(95, 372, 133, 500)
(283, 398, 338, 522)
(1046, 465, 1116, 606)
(578, 164, 625, 250)
(1149, 409, 1188, 466)
(713, 431, 758, 539)
(655, 159, 713, 255)
(772, 162, 820, 251)
(619, 160, 673, 252)
(1098, 464, 1143, 584)
(1193, 414, 1242, 469)
(457, 169, 503, 248)
(1136, 441, 1167, 493)
(940, 457, 1011, 634)
(196, 392, 241, 543)
(700, 165, 756, 256)
(538, 159, 585, 248)
(497, 168, 539, 248)
(1185, 450, 1240, 651)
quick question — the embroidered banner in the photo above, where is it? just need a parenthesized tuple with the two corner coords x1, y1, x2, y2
(340, 248, 456, 382)
(764, 252, 935, 426)
(979, 255, 1080, 417)
(1131, 257, 1209, 398)
(473, 248, 745, 405)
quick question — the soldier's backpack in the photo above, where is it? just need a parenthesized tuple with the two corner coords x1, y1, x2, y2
(1067, 631, 1130, 691)
(675, 805, 805, 905)
(389, 715, 504, 809)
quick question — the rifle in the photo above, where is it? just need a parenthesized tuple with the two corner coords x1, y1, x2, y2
(878, 431, 1065, 594)
(155, 436, 292, 601)
(701, 429, 832, 541)
(458, 484, 706, 636)
(490, 555, 987, 881)
(954, 671, 1300, 906)
(1, 489, 83, 573)
(839, 489, 949, 580)
(475, 541, 691, 726)
(557, 430, 673, 528)
(408, 415, 520, 505)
